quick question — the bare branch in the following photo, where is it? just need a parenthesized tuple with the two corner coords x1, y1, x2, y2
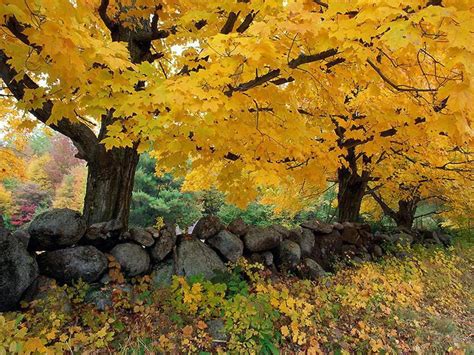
(367, 58, 437, 93)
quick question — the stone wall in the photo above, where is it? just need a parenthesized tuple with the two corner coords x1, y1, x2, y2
(0, 209, 451, 312)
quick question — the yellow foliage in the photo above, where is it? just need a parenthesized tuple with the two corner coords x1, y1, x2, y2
(26, 154, 53, 191)
(0, 147, 25, 181)
(53, 165, 87, 211)
(0, 0, 472, 214)
(0, 184, 14, 216)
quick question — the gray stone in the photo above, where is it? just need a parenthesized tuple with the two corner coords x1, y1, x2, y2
(289, 228, 315, 257)
(38, 245, 108, 284)
(207, 230, 243, 262)
(12, 228, 30, 249)
(82, 221, 118, 251)
(227, 218, 249, 237)
(145, 227, 160, 239)
(312, 230, 343, 270)
(250, 251, 274, 267)
(150, 224, 177, 262)
(110, 243, 150, 277)
(373, 245, 383, 257)
(271, 225, 290, 239)
(243, 226, 282, 252)
(342, 221, 355, 228)
(299, 258, 326, 280)
(207, 319, 228, 342)
(358, 252, 372, 262)
(176, 238, 226, 279)
(373, 232, 398, 243)
(333, 222, 344, 231)
(392, 232, 414, 247)
(341, 226, 362, 246)
(301, 220, 333, 234)
(0, 234, 39, 311)
(192, 215, 224, 240)
(341, 244, 358, 257)
(151, 259, 175, 287)
(22, 276, 72, 314)
(261, 251, 274, 266)
(435, 231, 452, 247)
(85, 287, 113, 311)
(129, 227, 155, 247)
(277, 239, 301, 268)
(28, 208, 86, 251)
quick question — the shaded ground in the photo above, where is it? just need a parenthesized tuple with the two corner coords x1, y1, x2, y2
(0, 232, 472, 354)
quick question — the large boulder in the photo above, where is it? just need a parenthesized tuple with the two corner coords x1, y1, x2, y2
(28, 208, 86, 251)
(289, 228, 315, 257)
(243, 226, 282, 252)
(207, 230, 244, 262)
(312, 230, 343, 270)
(149, 224, 177, 262)
(176, 238, 226, 279)
(298, 258, 326, 280)
(341, 225, 363, 246)
(227, 218, 249, 237)
(110, 243, 150, 277)
(12, 228, 30, 249)
(37, 246, 107, 284)
(277, 240, 301, 268)
(0, 235, 39, 311)
(271, 225, 291, 239)
(192, 215, 224, 240)
(151, 259, 175, 288)
(129, 227, 155, 247)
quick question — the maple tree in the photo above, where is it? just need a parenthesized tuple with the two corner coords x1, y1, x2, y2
(0, 0, 472, 228)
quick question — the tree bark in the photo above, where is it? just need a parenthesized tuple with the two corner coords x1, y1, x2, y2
(337, 166, 369, 222)
(393, 199, 417, 229)
(369, 191, 419, 230)
(83, 146, 139, 228)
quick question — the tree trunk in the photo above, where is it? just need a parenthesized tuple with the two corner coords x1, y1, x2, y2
(337, 166, 369, 222)
(393, 199, 417, 230)
(83, 146, 139, 229)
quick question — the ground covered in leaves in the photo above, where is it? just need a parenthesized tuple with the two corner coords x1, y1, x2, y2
(1, 232, 473, 354)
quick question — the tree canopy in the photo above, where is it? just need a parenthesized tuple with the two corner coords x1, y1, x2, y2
(0, 0, 472, 225)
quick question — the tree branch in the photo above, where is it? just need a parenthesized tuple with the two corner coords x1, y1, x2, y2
(367, 59, 437, 93)
(221, 11, 240, 34)
(0, 49, 98, 161)
(236, 10, 259, 33)
(98, 0, 115, 32)
(288, 48, 339, 69)
(224, 69, 281, 96)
